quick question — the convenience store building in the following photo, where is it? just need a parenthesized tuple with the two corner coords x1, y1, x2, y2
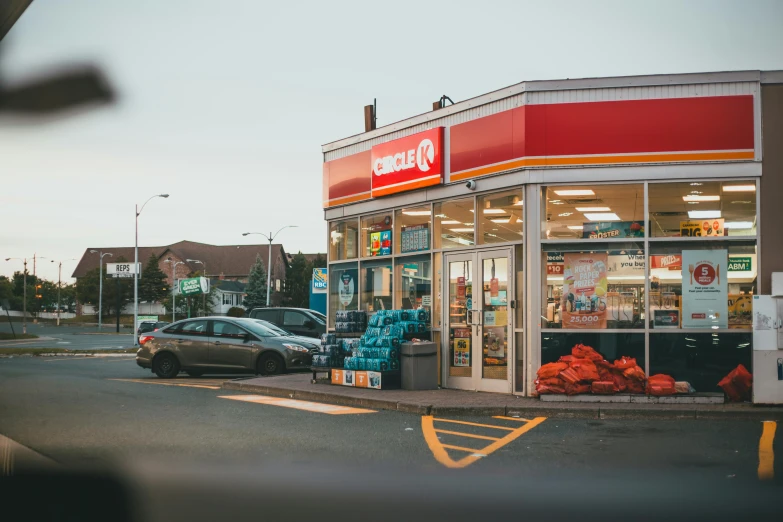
(321, 70, 783, 396)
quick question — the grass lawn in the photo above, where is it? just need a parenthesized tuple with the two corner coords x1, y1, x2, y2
(0, 333, 39, 340)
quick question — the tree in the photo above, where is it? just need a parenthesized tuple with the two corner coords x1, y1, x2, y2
(75, 267, 101, 307)
(283, 252, 310, 308)
(139, 253, 169, 304)
(226, 307, 245, 318)
(243, 254, 267, 311)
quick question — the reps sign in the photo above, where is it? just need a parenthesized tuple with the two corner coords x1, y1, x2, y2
(370, 127, 443, 198)
(106, 263, 141, 278)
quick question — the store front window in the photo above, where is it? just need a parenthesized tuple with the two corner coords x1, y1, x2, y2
(328, 263, 358, 328)
(648, 180, 757, 238)
(544, 184, 644, 240)
(361, 213, 393, 258)
(543, 243, 645, 329)
(395, 206, 431, 254)
(477, 189, 523, 244)
(434, 197, 475, 249)
(360, 260, 393, 314)
(394, 255, 431, 311)
(329, 219, 359, 261)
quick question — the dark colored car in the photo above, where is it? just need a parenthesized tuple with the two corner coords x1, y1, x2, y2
(135, 316, 317, 378)
(248, 307, 326, 339)
(137, 321, 170, 342)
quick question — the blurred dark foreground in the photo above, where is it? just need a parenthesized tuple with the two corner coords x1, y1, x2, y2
(1, 458, 780, 522)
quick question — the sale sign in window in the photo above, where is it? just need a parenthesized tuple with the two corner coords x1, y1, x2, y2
(682, 249, 728, 328)
(561, 253, 608, 329)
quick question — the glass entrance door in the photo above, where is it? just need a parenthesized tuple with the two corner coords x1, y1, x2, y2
(444, 249, 512, 393)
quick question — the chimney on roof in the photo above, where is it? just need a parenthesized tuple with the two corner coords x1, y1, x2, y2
(363, 98, 377, 132)
(432, 94, 455, 111)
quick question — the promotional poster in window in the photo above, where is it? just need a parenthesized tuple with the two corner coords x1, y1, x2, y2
(561, 253, 608, 329)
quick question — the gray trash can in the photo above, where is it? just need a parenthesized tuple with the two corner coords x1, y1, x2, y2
(401, 341, 438, 390)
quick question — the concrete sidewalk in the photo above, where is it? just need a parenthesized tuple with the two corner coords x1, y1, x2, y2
(222, 373, 783, 420)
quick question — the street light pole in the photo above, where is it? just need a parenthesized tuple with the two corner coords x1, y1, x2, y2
(134, 194, 169, 347)
(4, 258, 28, 334)
(51, 259, 76, 326)
(165, 259, 185, 322)
(90, 250, 113, 330)
(242, 226, 297, 307)
(186, 259, 207, 316)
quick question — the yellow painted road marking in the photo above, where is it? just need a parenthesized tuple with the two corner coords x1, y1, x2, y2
(492, 415, 532, 422)
(218, 395, 376, 415)
(422, 415, 546, 469)
(109, 378, 225, 390)
(434, 429, 501, 441)
(432, 418, 516, 431)
(758, 420, 776, 480)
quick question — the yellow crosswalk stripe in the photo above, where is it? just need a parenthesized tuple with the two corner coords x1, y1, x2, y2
(434, 429, 501, 441)
(431, 418, 516, 431)
(218, 395, 376, 415)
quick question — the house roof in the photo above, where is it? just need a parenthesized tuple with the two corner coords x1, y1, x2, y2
(211, 280, 246, 293)
(72, 240, 287, 279)
(286, 252, 326, 265)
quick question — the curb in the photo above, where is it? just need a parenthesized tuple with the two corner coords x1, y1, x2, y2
(221, 381, 783, 420)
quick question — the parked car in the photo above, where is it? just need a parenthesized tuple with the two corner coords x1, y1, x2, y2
(135, 316, 317, 378)
(247, 307, 326, 339)
(137, 321, 170, 341)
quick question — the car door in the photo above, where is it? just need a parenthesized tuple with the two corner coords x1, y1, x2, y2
(171, 320, 210, 368)
(282, 310, 313, 338)
(209, 320, 255, 369)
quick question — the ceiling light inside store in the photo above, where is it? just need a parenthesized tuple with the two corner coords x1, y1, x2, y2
(575, 206, 611, 212)
(483, 209, 506, 214)
(683, 195, 720, 202)
(441, 220, 461, 225)
(402, 210, 431, 216)
(554, 189, 595, 196)
(688, 210, 721, 218)
(722, 185, 756, 192)
(584, 212, 621, 221)
(724, 221, 754, 229)
(490, 218, 510, 224)
(690, 183, 703, 186)
(567, 225, 584, 230)
(516, 218, 523, 223)
(558, 212, 573, 217)
(449, 228, 474, 233)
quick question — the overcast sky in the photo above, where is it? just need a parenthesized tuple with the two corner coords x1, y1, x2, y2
(1, 0, 782, 282)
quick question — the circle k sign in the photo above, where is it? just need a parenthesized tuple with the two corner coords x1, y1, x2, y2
(370, 127, 443, 198)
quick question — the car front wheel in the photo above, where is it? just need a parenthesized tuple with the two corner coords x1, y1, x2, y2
(152, 353, 180, 379)
(257, 352, 284, 376)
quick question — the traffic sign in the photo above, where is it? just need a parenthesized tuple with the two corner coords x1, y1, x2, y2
(106, 263, 141, 278)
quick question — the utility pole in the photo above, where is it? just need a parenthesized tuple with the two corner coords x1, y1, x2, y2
(90, 250, 113, 330)
(242, 226, 297, 307)
(51, 259, 76, 326)
(4, 258, 28, 334)
(134, 194, 169, 347)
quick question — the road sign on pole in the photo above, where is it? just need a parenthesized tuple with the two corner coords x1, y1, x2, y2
(106, 263, 141, 278)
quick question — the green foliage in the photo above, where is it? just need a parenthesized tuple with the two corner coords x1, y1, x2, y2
(243, 254, 268, 311)
(139, 253, 169, 304)
(75, 267, 101, 305)
(284, 252, 310, 308)
(226, 306, 245, 318)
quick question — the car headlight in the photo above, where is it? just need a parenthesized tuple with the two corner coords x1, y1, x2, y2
(283, 343, 310, 353)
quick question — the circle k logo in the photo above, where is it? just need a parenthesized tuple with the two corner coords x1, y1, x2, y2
(374, 138, 436, 176)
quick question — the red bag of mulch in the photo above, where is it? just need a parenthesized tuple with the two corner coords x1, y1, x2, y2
(536, 377, 564, 387)
(537, 362, 568, 379)
(626, 379, 645, 394)
(623, 366, 646, 382)
(646, 374, 676, 396)
(718, 364, 753, 402)
(592, 381, 616, 394)
(598, 366, 613, 382)
(570, 358, 600, 382)
(614, 356, 637, 370)
(565, 383, 592, 396)
(559, 367, 580, 385)
(612, 373, 628, 392)
(559, 355, 574, 363)
(572, 344, 603, 361)
(537, 384, 566, 394)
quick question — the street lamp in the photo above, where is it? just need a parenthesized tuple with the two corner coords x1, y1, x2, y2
(186, 259, 207, 317)
(89, 250, 113, 330)
(50, 259, 77, 326)
(135, 194, 169, 347)
(164, 258, 186, 322)
(242, 226, 297, 306)
(4, 257, 28, 334)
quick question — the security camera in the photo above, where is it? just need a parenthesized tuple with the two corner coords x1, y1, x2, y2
(465, 180, 477, 190)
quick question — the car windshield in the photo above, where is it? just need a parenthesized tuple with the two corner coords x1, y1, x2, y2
(252, 319, 292, 336)
(311, 311, 326, 323)
(234, 318, 278, 337)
